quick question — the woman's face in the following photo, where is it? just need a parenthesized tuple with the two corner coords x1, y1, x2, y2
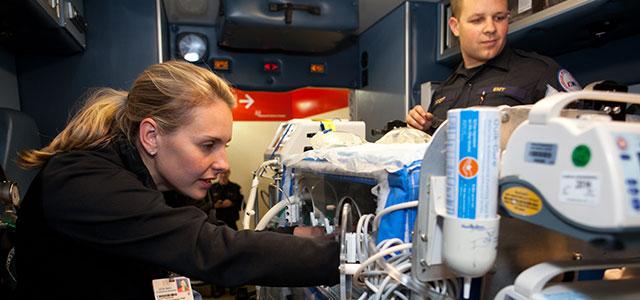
(152, 100, 232, 199)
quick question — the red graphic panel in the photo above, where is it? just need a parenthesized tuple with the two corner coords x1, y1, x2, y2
(231, 87, 349, 121)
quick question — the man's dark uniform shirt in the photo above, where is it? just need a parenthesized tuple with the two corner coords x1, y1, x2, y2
(428, 47, 580, 131)
(210, 181, 243, 230)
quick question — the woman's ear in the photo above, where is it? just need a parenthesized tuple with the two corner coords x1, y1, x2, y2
(139, 117, 159, 156)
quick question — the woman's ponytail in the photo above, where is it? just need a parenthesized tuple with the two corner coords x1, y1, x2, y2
(19, 88, 127, 168)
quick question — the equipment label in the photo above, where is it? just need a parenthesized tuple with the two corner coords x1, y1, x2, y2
(559, 173, 600, 205)
(447, 108, 500, 219)
(525, 142, 557, 165)
(457, 110, 480, 219)
(501, 186, 543, 216)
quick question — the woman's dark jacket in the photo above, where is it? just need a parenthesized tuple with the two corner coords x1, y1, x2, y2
(15, 137, 339, 299)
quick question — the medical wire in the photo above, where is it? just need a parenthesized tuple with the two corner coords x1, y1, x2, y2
(243, 159, 278, 229)
(269, 124, 292, 159)
(259, 190, 270, 208)
(372, 201, 418, 232)
(5, 247, 16, 283)
(352, 203, 460, 299)
(353, 243, 412, 286)
(335, 195, 362, 228)
(357, 292, 368, 300)
(255, 184, 296, 231)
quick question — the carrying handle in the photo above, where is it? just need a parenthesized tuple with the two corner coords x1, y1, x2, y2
(513, 258, 640, 297)
(529, 91, 640, 125)
(269, 2, 321, 25)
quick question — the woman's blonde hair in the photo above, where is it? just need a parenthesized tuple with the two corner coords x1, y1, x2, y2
(19, 60, 236, 168)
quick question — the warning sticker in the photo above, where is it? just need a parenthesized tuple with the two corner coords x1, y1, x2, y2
(501, 186, 543, 216)
(559, 173, 600, 205)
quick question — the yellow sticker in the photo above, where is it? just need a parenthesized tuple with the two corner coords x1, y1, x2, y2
(501, 186, 543, 216)
(321, 120, 336, 131)
(311, 119, 336, 131)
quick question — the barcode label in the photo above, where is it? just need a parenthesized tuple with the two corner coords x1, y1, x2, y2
(525, 143, 557, 165)
(530, 151, 552, 158)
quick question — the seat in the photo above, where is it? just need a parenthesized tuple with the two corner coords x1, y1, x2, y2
(0, 108, 40, 297)
(0, 108, 41, 200)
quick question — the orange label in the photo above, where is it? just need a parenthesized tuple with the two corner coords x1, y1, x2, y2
(458, 157, 479, 178)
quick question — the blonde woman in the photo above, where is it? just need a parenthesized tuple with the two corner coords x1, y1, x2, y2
(15, 61, 339, 300)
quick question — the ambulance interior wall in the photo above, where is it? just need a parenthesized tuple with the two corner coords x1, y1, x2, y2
(354, 3, 407, 142)
(15, 0, 160, 145)
(352, 2, 464, 141)
(410, 2, 457, 109)
(0, 48, 20, 110)
(167, 25, 359, 92)
(555, 34, 640, 87)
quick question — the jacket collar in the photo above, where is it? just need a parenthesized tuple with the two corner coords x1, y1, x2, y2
(113, 134, 157, 190)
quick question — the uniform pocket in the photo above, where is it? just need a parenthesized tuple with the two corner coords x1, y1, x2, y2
(476, 86, 527, 107)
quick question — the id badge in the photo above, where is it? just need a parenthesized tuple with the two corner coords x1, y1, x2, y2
(152, 276, 195, 300)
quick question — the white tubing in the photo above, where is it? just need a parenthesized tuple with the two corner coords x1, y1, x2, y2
(372, 201, 419, 231)
(353, 243, 412, 287)
(255, 199, 289, 231)
(242, 159, 279, 230)
(242, 176, 260, 230)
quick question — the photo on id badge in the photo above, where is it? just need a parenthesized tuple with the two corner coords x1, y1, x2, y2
(177, 278, 191, 293)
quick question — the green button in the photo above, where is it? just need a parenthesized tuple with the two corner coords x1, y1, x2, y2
(572, 145, 591, 167)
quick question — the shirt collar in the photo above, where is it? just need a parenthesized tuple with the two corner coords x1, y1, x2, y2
(452, 46, 512, 79)
(485, 46, 512, 71)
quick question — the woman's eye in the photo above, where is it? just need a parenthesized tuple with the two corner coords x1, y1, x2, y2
(202, 143, 214, 150)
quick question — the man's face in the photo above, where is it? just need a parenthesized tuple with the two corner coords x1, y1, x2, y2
(450, 0, 509, 68)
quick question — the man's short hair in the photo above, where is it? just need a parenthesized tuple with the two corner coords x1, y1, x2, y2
(450, 0, 462, 18)
(450, 0, 508, 18)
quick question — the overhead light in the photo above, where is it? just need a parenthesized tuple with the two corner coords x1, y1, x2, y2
(177, 32, 208, 63)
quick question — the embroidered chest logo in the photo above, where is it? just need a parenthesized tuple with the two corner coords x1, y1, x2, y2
(492, 86, 507, 92)
(434, 96, 447, 105)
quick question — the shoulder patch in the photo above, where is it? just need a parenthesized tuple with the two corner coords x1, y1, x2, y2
(557, 69, 581, 92)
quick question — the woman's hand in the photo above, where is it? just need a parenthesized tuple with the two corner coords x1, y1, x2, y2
(293, 226, 327, 238)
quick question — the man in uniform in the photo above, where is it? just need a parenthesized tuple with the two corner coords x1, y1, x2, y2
(210, 170, 243, 231)
(406, 0, 581, 133)
(209, 169, 244, 298)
